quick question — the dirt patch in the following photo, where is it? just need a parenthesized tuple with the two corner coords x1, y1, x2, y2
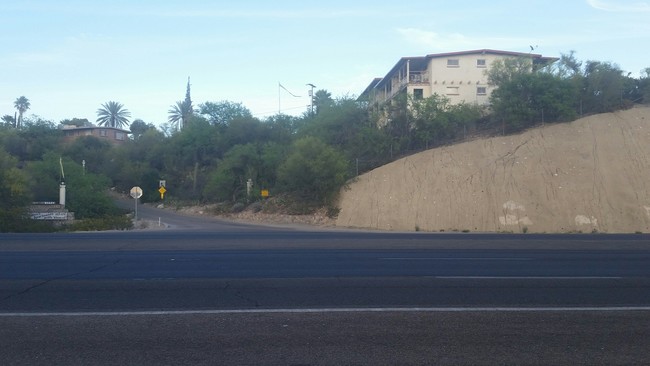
(154, 202, 335, 228)
(336, 106, 650, 233)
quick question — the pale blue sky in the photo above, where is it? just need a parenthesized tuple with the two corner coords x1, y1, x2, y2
(1, 0, 648, 126)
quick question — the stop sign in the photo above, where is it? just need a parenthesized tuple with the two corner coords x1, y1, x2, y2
(130, 186, 143, 199)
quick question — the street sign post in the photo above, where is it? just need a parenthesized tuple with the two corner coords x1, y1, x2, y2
(130, 186, 143, 221)
(158, 186, 166, 199)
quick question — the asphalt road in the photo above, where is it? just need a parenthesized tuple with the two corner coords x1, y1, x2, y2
(1, 206, 650, 365)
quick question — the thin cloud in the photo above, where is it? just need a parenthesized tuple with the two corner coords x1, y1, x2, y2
(395, 28, 473, 50)
(395, 28, 537, 52)
(154, 9, 376, 19)
(586, 0, 650, 12)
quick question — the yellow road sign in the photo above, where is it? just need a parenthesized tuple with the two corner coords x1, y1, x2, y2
(158, 186, 166, 199)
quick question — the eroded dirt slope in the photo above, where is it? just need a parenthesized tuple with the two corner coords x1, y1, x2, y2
(336, 106, 650, 233)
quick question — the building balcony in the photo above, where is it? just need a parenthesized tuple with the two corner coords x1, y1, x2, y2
(409, 72, 429, 84)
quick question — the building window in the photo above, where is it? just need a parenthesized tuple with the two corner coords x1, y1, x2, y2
(115, 132, 125, 141)
(446, 87, 459, 95)
(99, 130, 107, 137)
(447, 59, 459, 67)
(477, 59, 486, 68)
(477, 86, 487, 95)
(413, 89, 424, 100)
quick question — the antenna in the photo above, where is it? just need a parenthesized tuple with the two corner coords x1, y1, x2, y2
(306, 83, 316, 115)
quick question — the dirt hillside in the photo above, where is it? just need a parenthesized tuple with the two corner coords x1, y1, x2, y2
(336, 106, 650, 233)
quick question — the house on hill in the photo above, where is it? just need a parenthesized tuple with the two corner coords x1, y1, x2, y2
(360, 49, 558, 126)
(61, 125, 130, 144)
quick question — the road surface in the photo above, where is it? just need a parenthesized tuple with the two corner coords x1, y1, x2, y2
(1, 205, 650, 365)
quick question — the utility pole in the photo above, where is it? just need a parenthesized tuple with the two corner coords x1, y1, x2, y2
(307, 83, 316, 115)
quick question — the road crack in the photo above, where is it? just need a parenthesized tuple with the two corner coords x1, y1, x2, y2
(223, 282, 261, 308)
(1, 259, 122, 303)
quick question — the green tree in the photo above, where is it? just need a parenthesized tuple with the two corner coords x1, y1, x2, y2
(554, 51, 582, 79)
(223, 116, 265, 147)
(60, 118, 91, 127)
(96, 101, 131, 128)
(489, 72, 577, 131)
(487, 57, 533, 86)
(129, 119, 152, 140)
(381, 93, 415, 154)
(199, 101, 252, 126)
(640, 67, 650, 104)
(406, 94, 485, 149)
(25, 152, 62, 202)
(164, 118, 220, 199)
(0, 148, 32, 232)
(582, 61, 627, 113)
(264, 114, 300, 145)
(258, 142, 288, 189)
(14, 96, 30, 129)
(203, 143, 261, 202)
(276, 136, 349, 205)
(62, 136, 112, 175)
(19, 117, 63, 161)
(312, 89, 334, 114)
(410, 94, 452, 148)
(299, 96, 372, 156)
(2, 115, 16, 127)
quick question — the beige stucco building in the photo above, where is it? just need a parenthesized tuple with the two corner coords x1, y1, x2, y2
(360, 49, 557, 125)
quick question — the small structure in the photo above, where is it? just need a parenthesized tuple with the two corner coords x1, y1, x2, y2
(61, 125, 130, 144)
(29, 202, 74, 221)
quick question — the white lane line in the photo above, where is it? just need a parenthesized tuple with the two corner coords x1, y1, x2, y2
(434, 276, 623, 279)
(380, 258, 533, 261)
(2, 306, 650, 317)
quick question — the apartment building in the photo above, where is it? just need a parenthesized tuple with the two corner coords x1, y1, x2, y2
(360, 49, 557, 124)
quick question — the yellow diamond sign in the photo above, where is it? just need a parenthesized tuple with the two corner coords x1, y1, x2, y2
(158, 186, 167, 199)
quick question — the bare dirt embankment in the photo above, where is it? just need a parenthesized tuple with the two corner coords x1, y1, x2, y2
(336, 106, 650, 233)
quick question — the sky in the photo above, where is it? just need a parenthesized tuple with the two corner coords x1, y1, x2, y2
(1, 0, 648, 126)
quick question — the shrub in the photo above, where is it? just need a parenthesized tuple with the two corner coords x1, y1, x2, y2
(276, 137, 350, 205)
(231, 202, 246, 213)
(64, 215, 134, 232)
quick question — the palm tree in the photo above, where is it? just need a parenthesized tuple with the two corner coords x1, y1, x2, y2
(168, 100, 192, 130)
(96, 101, 131, 128)
(14, 96, 30, 128)
(313, 89, 333, 114)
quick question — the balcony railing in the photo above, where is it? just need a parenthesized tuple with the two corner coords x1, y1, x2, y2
(373, 72, 429, 103)
(409, 72, 429, 83)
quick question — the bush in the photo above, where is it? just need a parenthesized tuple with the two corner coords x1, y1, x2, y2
(326, 206, 340, 219)
(64, 215, 134, 232)
(231, 202, 246, 213)
(249, 201, 263, 213)
(276, 137, 350, 205)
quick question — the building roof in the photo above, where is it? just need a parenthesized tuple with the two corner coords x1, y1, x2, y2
(61, 125, 130, 133)
(424, 48, 557, 62)
(359, 78, 383, 101)
(370, 56, 428, 93)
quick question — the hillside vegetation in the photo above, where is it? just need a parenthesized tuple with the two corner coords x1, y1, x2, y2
(1, 52, 649, 232)
(337, 106, 650, 233)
